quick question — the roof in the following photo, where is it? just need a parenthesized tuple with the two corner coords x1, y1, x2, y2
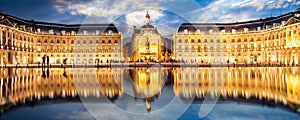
(0, 11, 119, 34)
(178, 8, 300, 33)
(141, 24, 154, 28)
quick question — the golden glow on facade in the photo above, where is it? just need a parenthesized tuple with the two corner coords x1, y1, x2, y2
(173, 18, 300, 65)
(0, 22, 123, 65)
(131, 12, 163, 62)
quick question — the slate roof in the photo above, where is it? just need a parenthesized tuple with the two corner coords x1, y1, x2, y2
(178, 8, 300, 33)
(0, 11, 119, 34)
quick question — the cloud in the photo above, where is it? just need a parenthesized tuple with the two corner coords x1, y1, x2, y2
(125, 10, 163, 27)
(54, 0, 164, 23)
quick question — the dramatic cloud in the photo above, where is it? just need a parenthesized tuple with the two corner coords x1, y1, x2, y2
(54, 0, 164, 22)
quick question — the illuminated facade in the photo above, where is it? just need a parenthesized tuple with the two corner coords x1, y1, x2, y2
(0, 12, 123, 65)
(131, 12, 163, 62)
(173, 9, 300, 65)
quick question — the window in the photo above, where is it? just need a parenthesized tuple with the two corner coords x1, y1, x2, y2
(57, 40, 60, 43)
(178, 39, 182, 43)
(217, 39, 220, 43)
(210, 39, 214, 43)
(102, 40, 105, 43)
(115, 40, 118, 43)
(90, 40, 93, 44)
(197, 39, 201, 43)
(191, 39, 194, 43)
(108, 40, 111, 43)
(185, 39, 188, 43)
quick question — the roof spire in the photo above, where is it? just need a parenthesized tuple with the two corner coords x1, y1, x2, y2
(145, 11, 150, 25)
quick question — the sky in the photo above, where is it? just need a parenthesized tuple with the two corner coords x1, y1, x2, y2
(0, 0, 299, 42)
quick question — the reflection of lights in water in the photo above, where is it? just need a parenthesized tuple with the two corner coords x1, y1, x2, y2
(0, 67, 300, 117)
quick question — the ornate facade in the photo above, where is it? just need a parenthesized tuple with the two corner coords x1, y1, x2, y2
(131, 12, 163, 62)
(173, 9, 300, 65)
(0, 11, 123, 65)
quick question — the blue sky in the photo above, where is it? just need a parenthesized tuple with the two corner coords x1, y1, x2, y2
(0, 0, 299, 41)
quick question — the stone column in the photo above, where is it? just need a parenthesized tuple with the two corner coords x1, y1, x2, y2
(10, 30, 13, 49)
(5, 29, 8, 49)
(0, 28, 2, 48)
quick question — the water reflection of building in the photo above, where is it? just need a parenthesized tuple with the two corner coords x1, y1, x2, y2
(173, 67, 300, 106)
(0, 12, 123, 65)
(0, 68, 123, 107)
(1, 67, 300, 114)
(173, 9, 300, 65)
(130, 68, 166, 112)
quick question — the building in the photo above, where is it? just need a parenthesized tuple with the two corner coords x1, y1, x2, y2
(131, 12, 163, 62)
(0, 11, 123, 65)
(173, 8, 300, 65)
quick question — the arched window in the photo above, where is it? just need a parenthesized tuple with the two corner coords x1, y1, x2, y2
(178, 39, 182, 43)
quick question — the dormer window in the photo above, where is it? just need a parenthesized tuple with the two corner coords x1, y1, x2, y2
(184, 29, 188, 34)
(96, 30, 100, 35)
(244, 28, 249, 33)
(231, 29, 236, 34)
(61, 30, 66, 35)
(221, 29, 225, 34)
(49, 29, 54, 34)
(257, 27, 261, 31)
(209, 29, 213, 34)
(108, 30, 112, 35)
(37, 28, 41, 34)
(71, 31, 75, 35)
(265, 25, 271, 30)
(83, 31, 87, 35)
(196, 29, 201, 34)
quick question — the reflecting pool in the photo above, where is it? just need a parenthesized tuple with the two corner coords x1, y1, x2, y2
(0, 67, 300, 120)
